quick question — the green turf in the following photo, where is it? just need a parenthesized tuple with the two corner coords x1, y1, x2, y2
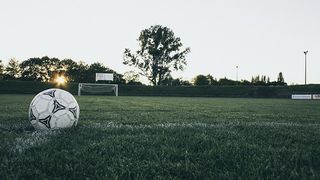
(1, 95, 320, 179)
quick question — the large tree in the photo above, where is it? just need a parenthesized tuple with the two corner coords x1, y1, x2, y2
(123, 25, 190, 86)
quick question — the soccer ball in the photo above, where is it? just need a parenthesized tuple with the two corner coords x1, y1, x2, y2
(29, 88, 80, 130)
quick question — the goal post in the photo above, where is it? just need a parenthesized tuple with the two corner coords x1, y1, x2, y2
(78, 83, 118, 96)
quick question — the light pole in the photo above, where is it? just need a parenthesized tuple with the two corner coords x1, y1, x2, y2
(304, 51, 308, 85)
(236, 66, 239, 82)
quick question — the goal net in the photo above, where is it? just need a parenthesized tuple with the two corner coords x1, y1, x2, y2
(78, 83, 118, 96)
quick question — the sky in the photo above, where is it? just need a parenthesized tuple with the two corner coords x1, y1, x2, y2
(0, 0, 319, 85)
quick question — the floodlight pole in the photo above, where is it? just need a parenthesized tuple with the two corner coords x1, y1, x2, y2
(236, 66, 239, 82)
(304, 51, 308, 85)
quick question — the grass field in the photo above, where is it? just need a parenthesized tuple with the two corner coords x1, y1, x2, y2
(1, 95, 320, 179)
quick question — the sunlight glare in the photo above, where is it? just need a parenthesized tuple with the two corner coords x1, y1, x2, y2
(55, 75, 67, 85)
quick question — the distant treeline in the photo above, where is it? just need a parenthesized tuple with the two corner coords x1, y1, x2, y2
(0, 57, 286, 86)
(191, 73, 286, 86)
(0, 57, 129, 84)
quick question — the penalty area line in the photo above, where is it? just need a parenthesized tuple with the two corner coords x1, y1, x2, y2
(11, 130, 60, 154)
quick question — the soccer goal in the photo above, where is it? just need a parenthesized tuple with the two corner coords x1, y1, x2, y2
(78, 83, 118, 96)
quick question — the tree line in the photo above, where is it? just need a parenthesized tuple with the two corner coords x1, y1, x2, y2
(0, 57, 287, 86)
(191, 73, 286, 86)
(0, 57, 130, 84)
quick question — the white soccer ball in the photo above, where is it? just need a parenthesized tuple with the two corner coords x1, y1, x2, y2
(29, 88, 80, 130)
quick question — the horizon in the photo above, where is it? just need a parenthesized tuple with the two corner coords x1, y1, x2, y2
(0, 0, 319, 85)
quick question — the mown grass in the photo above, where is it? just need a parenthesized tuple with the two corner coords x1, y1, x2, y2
(1, 95, 320, 179)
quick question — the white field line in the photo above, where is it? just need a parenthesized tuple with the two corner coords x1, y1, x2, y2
(12, 130, 60, 153)
(87, 121, 320, 130)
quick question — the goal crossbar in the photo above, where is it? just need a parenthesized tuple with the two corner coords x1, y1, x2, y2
(78, 83, 118, 96)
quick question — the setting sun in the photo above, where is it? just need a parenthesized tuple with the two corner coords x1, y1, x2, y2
(54, 75, 67, 85)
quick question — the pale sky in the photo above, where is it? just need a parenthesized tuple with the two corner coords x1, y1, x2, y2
(0, 0, 319, 84)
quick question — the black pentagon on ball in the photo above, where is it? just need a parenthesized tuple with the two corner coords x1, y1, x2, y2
(52, 100, 66, 113)
(39, 115, 52, 129)
(43, 90, 56, 98)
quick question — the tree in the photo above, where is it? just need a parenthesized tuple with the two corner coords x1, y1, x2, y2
(206, 74, 218, 85)
(56, 59, 78, 82)
(250, 75, 270, 86)
(41, 56, 60, 81)
(123, 25, 190, 86)
(69, 61, 89, 83)
(277, 72, 286, 86)
(193, 75, 209, 85)
(5, 58, 21, 80)
(277, 72, 284, 83)
(20, 57, 44, 81)
(59, 59, 78, 71)
(123, 71, 141, 85)
(261, 75, 267, 84)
